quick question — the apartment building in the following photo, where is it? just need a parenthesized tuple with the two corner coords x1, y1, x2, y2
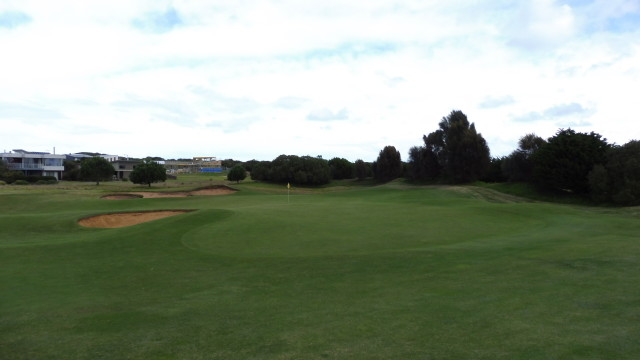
(1, 149, 65, 180)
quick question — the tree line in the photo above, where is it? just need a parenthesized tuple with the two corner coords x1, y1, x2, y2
(403, 110, 639, 205)
(227, 109, 638, 206)
(4, 108, 636, 205)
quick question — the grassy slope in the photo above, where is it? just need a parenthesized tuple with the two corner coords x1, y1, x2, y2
(1, 181, 639, 359)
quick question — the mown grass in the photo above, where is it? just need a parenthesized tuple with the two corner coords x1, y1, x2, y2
(1, 180, 639, 359)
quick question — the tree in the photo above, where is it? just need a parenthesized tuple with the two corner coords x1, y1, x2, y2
(222, 158, 242, 169)
(354, 159, 370, 180)
(589, 140, 640, 205)
(532, 129, 610, 194)
(407, 143, 440, 181)
(248, 155, 330, 185)
(408, 110, 489, 183)
(249, 161, 271, 181)
(373, 146, 402, 182)
(482, 156, 507, 183)
(328, 157, 355, 180)
(436, 110, 490, 183)
(227, 165, 247, 184)
(130, 159, 167, 187)
(63, 159, 81, 181)
(502, 133, 546, 182)
(80, 156, 115, 185)
(0, 159, 9, 179)
(606, 140, 640, 205)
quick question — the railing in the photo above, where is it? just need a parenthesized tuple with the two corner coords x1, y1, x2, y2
(8, 163, 44, 170)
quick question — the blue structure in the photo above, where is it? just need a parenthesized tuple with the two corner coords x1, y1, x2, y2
(200, 168, 222, 173)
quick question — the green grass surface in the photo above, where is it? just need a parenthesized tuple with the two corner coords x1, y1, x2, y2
(1, 180, 639, 359)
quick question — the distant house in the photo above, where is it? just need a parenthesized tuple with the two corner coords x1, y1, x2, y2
(65, 153, 94, 162)
(1, 149, 65, 180)
(111, 159, 141, 180)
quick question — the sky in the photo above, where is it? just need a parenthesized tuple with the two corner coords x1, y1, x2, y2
(1, 0, 639, 162)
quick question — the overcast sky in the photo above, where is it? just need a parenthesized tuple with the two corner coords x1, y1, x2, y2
(1, 0, 639, 161)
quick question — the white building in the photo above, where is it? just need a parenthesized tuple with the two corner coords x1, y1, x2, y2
(1, 149, 66, 180)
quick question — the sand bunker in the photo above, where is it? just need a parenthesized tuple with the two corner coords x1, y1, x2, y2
(78, 210, 192, 228)
(102, 185, 236, 199)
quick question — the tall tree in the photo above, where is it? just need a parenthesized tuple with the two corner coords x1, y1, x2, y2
(409, 110, 489, 183)
(80, 157, 115, 185)
(130, 159, 167, 187)
(438, 111, 490, 183)
(532, 129, 610, 194)
(373, 146, 402, 182)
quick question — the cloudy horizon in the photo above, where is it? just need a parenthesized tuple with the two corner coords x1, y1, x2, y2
(1, 0, 639, 162)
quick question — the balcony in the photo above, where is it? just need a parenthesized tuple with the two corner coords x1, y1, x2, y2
(8, 163, 44, 170)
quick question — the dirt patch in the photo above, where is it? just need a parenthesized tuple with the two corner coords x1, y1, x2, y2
(130, 191, 191, 198)
(102, 194, 144, 200)
(78, 210, 193, 228)
(189, 187, 236, 196)
(102, 185, 236, 199)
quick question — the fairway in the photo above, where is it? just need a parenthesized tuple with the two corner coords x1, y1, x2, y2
(1, 181, 640, 359)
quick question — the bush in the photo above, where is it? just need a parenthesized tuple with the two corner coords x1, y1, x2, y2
(130, 160, 167, 187)
(249, 155, 330, 185)
(532, 129, 609, 194)
(0, 180, 6, 185)
(227, 165, 247, 183)
(328, 157, 355, 180)
(13, 180, 29, 185)
(589, 140, 640, 205)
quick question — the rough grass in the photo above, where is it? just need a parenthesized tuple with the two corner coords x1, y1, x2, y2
(1, 180, 639, 359)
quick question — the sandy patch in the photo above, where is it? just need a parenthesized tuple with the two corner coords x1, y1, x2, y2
(189, 187, 236, 196)
(102, 194, 143, 200)
(130, 192, 191, 198)
(102, 185, 236, 199)
(78, 210, 192, 228)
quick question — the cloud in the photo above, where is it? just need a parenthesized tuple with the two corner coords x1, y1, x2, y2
(479, 96, 515, 109)
(513, 103, 594, 123)
(556, 119, 593, 128)
(111, 96, 198, 126)
(543, 103, 590, 117)
(508, 0, 577, 49)
(274, 97, 309, 109)
(307, 108, 348, 122)
(0, 11, 31, 29)
(579, 0, 640, 33)
(0, 102, 64, 121)
(132, 7, 182, 33)
(297, 42, 399, 62)
(386, 76, 406, 87)
(206, 116, 259, 133)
